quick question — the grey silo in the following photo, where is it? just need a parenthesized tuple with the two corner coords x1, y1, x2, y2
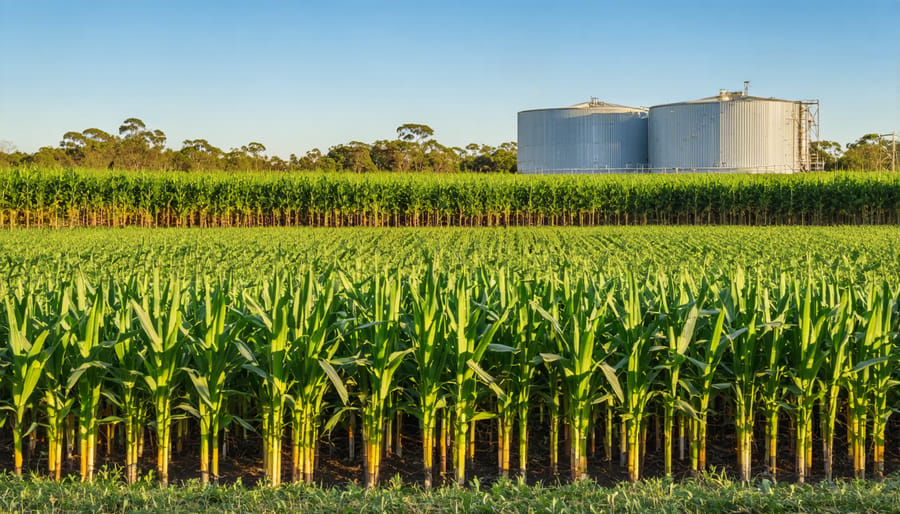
(517, 100, 649, 174)
(648, 91, 814, 173)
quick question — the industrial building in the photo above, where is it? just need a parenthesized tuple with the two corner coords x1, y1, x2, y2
(517, 99, 649, 174)
(518, 86, 820, 174)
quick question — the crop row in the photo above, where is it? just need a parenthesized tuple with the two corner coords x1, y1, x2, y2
(2, 168, 900, 227)
(1, 263, 898, 488)
(3, 226, 899, 291)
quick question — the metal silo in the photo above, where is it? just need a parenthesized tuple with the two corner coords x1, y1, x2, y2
(648, 90, 817, 173)
(517, 99, 648, 174)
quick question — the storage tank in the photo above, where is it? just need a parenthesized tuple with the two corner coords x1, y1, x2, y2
(649, 90, 810, 173)
(517, 99, 648, 174)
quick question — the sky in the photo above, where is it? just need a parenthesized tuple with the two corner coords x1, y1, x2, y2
(0, 0, 897, 158)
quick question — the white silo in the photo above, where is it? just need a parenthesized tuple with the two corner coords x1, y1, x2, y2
(649, 90, 815, 173)
(517, 99, 648, 174)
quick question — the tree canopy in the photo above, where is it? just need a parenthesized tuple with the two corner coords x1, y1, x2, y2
(0, 118, 518, 173)
(812, 134, 896, 171)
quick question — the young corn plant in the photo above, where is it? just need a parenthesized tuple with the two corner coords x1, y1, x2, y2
(483, 268, 536, 480)
(725, 279, 761, 483)
(131, 272, 186, 487)
(347, 271, 409, 489)
(446, 273, 507, 487)
(109, 281, 145, 484)
(3, 294, 52, 477)
(854, 282, 897, 480)
(656, 275, 700, 478)
(818, 288, 854, 483)
(41, 284, 76, 481)
(720, 269, 767, 483)
(510, 275, 544, 480)
(287, 269, 344, 485)
(788, 279, 828, 484)
(685, 293, 742, 478)
(534, 271, 612, 481)
(67, 277, 112, 482)
(539, 357, 563, 476)
(241, 274, 291, 487)
(606, 273, 660, 483)
(184, 276, 251, 485)
(758, 279, 790, 481)
(845, 285, 873, 480)
(407, 266, 450, 488)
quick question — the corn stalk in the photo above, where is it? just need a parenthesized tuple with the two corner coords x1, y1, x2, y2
(3, 294, 52, 476)
(788, 279, 827, 484)
(132, 273, 185, 487)
(408, 266, 449, 488)
(447, 273, 506, 487)
(287, 269, 344, 485)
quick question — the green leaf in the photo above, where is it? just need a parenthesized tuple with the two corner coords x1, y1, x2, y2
(851, 355, 893, 372)
(599, 362, 624, 404)
(319, 359, 349, 405)
(535, 352, 564, 364)
(467, 359, 506, 401)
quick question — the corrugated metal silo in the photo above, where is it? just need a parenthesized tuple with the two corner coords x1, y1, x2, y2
(649, 91, 810, 173)
(517, 99, 648, 174)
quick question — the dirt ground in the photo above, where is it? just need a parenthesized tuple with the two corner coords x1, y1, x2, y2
(5, 409, 900, 487)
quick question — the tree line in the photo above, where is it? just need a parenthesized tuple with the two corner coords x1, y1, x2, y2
(812, 134, 897, 171)
(0, 118, 518, 173)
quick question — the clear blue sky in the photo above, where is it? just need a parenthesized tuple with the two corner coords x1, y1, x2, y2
(1, 1, 897, 158)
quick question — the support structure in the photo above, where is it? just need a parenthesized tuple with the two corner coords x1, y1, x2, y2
(800, 101, 821, 171)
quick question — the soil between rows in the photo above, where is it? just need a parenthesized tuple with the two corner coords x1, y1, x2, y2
(4, 408, 899, 487)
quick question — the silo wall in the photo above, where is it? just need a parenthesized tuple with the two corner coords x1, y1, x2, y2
(649, 98, 802, 173)
(518, 107, 648, 173)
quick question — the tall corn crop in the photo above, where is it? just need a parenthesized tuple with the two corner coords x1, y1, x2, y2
(0, 228, 897, 487)
(2, 168, 900, 227)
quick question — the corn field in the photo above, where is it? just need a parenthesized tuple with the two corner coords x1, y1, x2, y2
(2, 168, 900, 228)
(0, 227, 898, 487)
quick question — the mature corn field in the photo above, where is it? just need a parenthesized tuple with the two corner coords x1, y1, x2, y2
(2, 168, 900, 227)
(1, 226, 899, 488)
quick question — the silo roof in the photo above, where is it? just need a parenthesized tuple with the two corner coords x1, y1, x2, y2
(519, 100, 647, 114)
(651, 92, 799, 109)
